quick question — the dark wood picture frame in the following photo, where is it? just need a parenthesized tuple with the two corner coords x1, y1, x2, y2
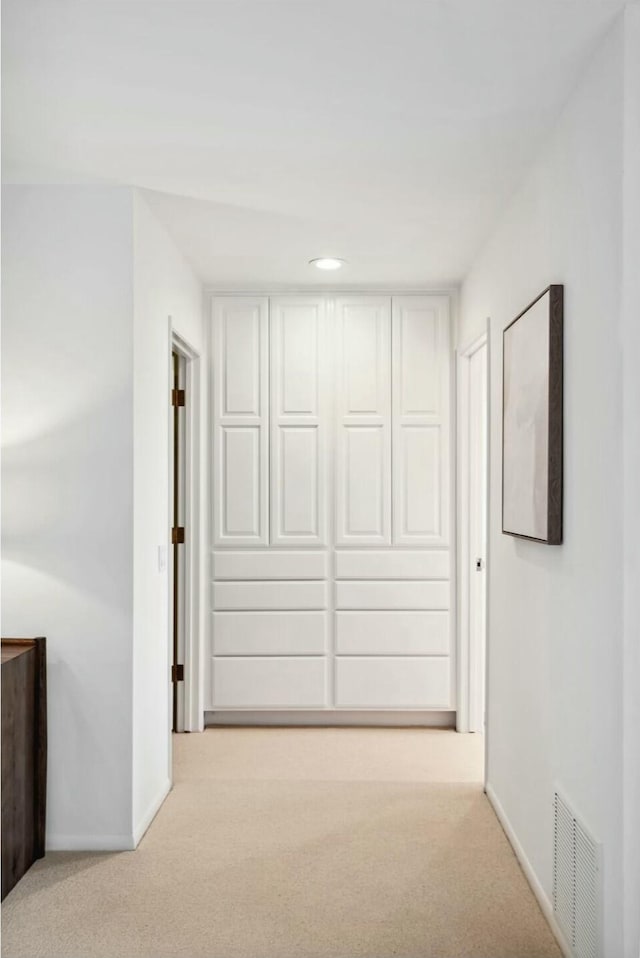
(502, 284, 563, 544)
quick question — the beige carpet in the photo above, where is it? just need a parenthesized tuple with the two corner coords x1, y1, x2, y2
(1, 728, 561, 958)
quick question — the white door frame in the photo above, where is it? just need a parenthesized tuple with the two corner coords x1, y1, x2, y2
(456, 327, 489, 736)
(171, 328, 204, 733)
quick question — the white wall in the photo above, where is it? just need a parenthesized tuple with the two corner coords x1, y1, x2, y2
(132, 192, 205, 838)
(459, 17, 629, 957)
(1, 186, 135, 848)
(1, 186, 204, 850)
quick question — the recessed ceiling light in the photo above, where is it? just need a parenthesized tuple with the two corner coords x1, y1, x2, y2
(309, 257, 346, 270)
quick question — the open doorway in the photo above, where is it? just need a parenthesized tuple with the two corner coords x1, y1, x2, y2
(457, 329, 489, 738)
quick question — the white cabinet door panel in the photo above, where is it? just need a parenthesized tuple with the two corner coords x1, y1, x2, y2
(397, 301, 440, 417)
(335, 550, 449, 580)
(213, 551, 327, 580)
(221, 307, 262, 415)
(213, 580, 328, 611)
(397, 425, 441, 539)
(271, 297, 327, 545)
(221, 427, 262, 537)
(335, 580, 449, 610)
(336, 297, 391, 545)
(213, 657, 326, 708)
(342, 303, 385, 413)
(392, 296, 450, 546)
(342, 426, 386, 539)
(277, 426, 320, 539)
(213, 612, 328, 655)
(336, 611, 450, 655)
(335, 656, 451, 708)
(212, 297, 269, 545)
(273, 300, 321, 415)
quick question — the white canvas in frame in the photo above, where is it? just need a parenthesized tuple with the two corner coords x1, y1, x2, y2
(502, 286, 563, 544)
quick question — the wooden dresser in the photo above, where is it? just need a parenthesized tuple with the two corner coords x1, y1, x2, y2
(1, 637, 47, 900)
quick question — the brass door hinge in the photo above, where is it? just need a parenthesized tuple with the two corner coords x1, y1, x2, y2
(171, 526, 185, 545)
(171, 664, 184, 683)
(171, 388, 185, 407)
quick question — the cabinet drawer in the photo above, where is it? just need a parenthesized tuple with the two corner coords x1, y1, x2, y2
(335, 580, 449, 610)
(335, 611, 449, 655)
(213, 657, 326, 708)
(213, 551, 327, 580)
(335, 550, 449, 579)
(213, 612, 328, 655)
(213, 580, 328, 611)
(335, 656, 451, 708)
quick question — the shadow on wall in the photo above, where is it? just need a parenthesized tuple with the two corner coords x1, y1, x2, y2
(2, 389, 132, 609)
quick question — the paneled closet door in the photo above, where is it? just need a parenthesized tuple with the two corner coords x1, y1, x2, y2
(392, 295, 450, 546)
(335, 296, 392, 546)
(212, 297, 269, 546)
(270, 297, 327, 546)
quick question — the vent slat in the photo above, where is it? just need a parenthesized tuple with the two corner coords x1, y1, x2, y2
(552, 791, 601, 958)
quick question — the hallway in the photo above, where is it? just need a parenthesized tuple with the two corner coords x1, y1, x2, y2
(2, 729, 561, 958)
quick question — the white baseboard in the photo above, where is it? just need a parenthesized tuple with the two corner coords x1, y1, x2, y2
(485, 783, 573, 958)
(132, 777, 172, 847)
(46, 833, 136, 852)
(206, 709, 456, 728)
(45, 778, 172, 853)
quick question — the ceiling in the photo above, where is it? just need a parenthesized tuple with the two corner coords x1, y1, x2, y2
(2, 0, 622, 288)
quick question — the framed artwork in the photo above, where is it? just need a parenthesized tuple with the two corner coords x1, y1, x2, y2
(502, 285, 563, 544)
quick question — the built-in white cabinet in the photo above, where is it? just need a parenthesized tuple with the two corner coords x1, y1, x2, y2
(210, 293, 452, 715)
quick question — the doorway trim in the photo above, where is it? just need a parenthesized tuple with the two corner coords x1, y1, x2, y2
(171, 328, 204, 733)
(456, 326, 489, 737)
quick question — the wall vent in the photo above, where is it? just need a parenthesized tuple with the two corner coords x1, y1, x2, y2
(553, 790, 602, 958)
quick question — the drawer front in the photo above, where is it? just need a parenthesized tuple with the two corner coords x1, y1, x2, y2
(335, 550, 449, 580)
(335, 580, 449, 610)
(335, 611, 449, 655)
(335, 656, 451, 708)
(213, 551, 327, 580)
(213, 612, 328, 655)
(213, 580, 328, 611)
(213, 657, 326, 708)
